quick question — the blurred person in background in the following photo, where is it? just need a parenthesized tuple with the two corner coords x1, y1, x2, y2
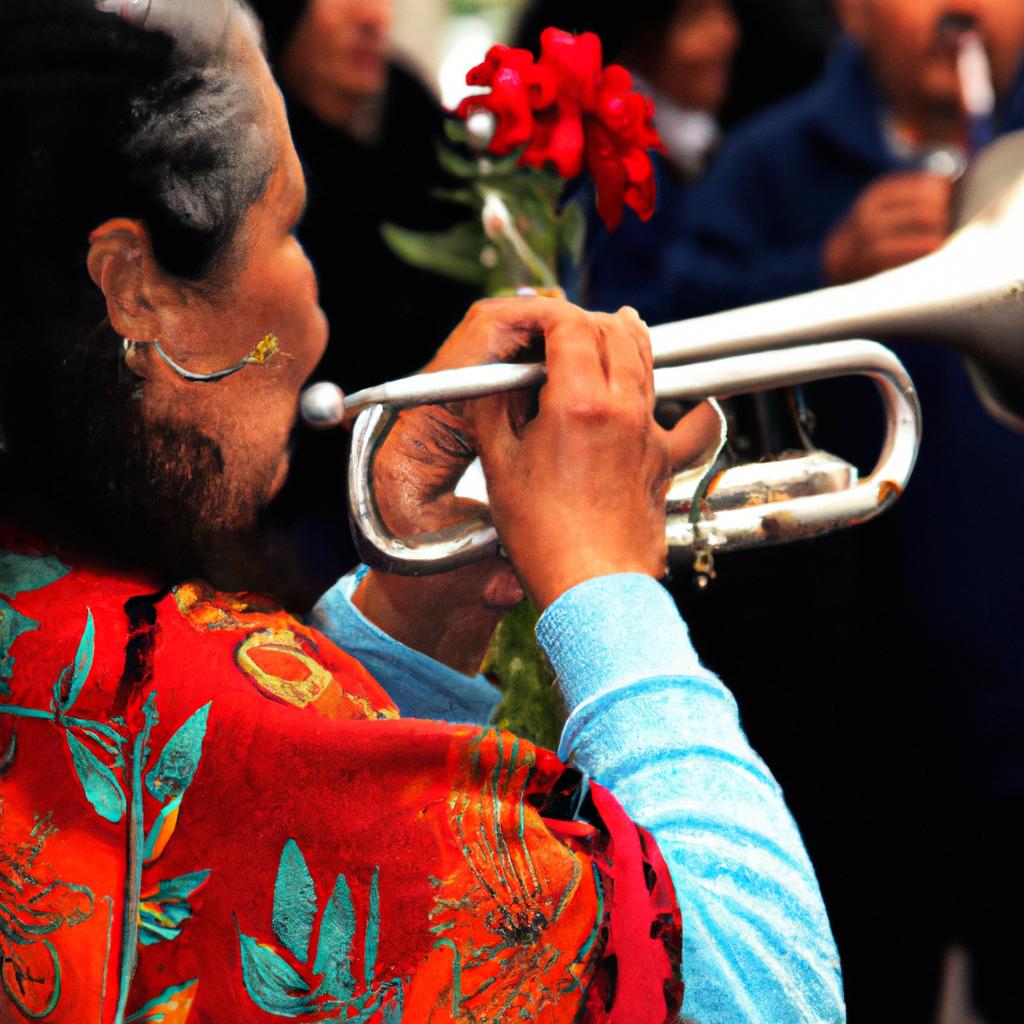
(255, 0, 474, 392)
(721, 0, 837, 127)
(627, 2, 1024, 1021)
(247, 0, 478, 609)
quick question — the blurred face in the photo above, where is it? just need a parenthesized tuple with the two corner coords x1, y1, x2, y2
(840, 0, 1024, 119)
(644, 0, 740, 113)
(281, 0, 393, 110)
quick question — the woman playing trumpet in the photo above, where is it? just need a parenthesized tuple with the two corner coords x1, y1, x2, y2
(0, 2, 841, 1021)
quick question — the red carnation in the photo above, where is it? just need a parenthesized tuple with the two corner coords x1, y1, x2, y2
(458, 27, 664, 230)
(587, 64, 664, 229)
(457, 45, 558, 155)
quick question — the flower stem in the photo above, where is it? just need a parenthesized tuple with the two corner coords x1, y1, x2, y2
(477, 187, 559, 290)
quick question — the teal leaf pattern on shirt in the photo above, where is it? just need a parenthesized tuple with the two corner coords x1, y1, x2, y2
(145, 702, 211, 803)
(362, 868, 380, 989)
(237, 842, 403, 1020)
(0, 551, 68, 598)
(0, 731, 15, 779)
(53, 609, 94, 713)
(237, 928, 321, 1017)
(0, 600, 38, 696)
(0, 811, 95, 1020)
(0, 577, 218, 1020)
(143, 794, 182, 864)
(273, 839, 317, 962)
(66, 731, 126, 823)
(0, 550, 67, 697)
(312, 873, 357, 1002)
(139, 870, 211, 946)
(124, 978, 199, 1022)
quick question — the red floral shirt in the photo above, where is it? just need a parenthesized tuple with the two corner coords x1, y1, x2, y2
(0, 530, 682, 1023)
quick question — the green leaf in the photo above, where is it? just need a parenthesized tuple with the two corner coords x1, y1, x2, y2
(139, 870, 211, 946)
(55, 609, 94, 712)
(66, 732, 126, 823)
(477, 151, 524, 177)
(436, 142, 483, 179)
(312, 873, 356, 1002)
(381, 222, 487, 289)
(558, 200, 587, 267)
(237, 929, 320, 1017)
(442, 118, 470, 146)
(430, 186, 480, 209)
(273, 839, 317, 963)
(146, 702, 211, 803)
(486, 601, 566, 750)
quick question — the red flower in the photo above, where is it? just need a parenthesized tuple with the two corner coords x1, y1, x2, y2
(457, 45, 556, 155)
(457, 28, 665, 231)
(587, 64, 664, 230)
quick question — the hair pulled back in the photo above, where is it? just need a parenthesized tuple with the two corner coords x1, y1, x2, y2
(0, 0, 276, 556)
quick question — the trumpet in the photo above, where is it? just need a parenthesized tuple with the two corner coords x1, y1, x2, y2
(300, 130, 1024, 576)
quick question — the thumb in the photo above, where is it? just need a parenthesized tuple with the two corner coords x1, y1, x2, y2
(664, 401, 726, 472)
(465, 389, 532, 482)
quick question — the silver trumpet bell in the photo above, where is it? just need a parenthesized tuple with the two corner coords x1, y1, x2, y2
(301, 130, 1024, 576)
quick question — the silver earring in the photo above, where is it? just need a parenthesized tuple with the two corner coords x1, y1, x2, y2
(121, 334, 281, 384)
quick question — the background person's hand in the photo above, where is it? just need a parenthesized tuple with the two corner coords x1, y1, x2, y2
(823, 171, 953, 286)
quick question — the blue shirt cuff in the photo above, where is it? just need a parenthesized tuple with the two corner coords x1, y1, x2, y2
(535, 573, 711, 713)
(309, 566, 502, 725)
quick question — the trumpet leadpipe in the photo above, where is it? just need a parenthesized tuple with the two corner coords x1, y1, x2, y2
(302, 248, 1023, 432)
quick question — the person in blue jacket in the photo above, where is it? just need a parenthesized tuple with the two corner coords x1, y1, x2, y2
(603, 1, 1024, 1020)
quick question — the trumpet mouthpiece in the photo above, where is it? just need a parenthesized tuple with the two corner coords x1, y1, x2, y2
(300, 381, 346, 429)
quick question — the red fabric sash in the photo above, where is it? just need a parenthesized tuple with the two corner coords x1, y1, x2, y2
(0, 532, 682, 1022)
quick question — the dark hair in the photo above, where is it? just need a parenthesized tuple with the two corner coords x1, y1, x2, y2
(0, 0, 276, 565)
(512, 0, 681, 63)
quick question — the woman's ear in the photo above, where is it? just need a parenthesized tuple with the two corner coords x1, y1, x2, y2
(86, 218, 164, 340)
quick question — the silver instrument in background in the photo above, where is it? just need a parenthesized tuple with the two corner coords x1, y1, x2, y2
(301, 131, 1024, 576)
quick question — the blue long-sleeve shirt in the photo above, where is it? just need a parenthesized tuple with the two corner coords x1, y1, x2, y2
(312, 569, 845, 1023)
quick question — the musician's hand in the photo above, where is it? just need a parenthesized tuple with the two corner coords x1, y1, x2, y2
(354, 297, 718, 670)
(354, 297, 569, 673)
(823, 171, 952, 286)
(471, 305, 697, 609)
